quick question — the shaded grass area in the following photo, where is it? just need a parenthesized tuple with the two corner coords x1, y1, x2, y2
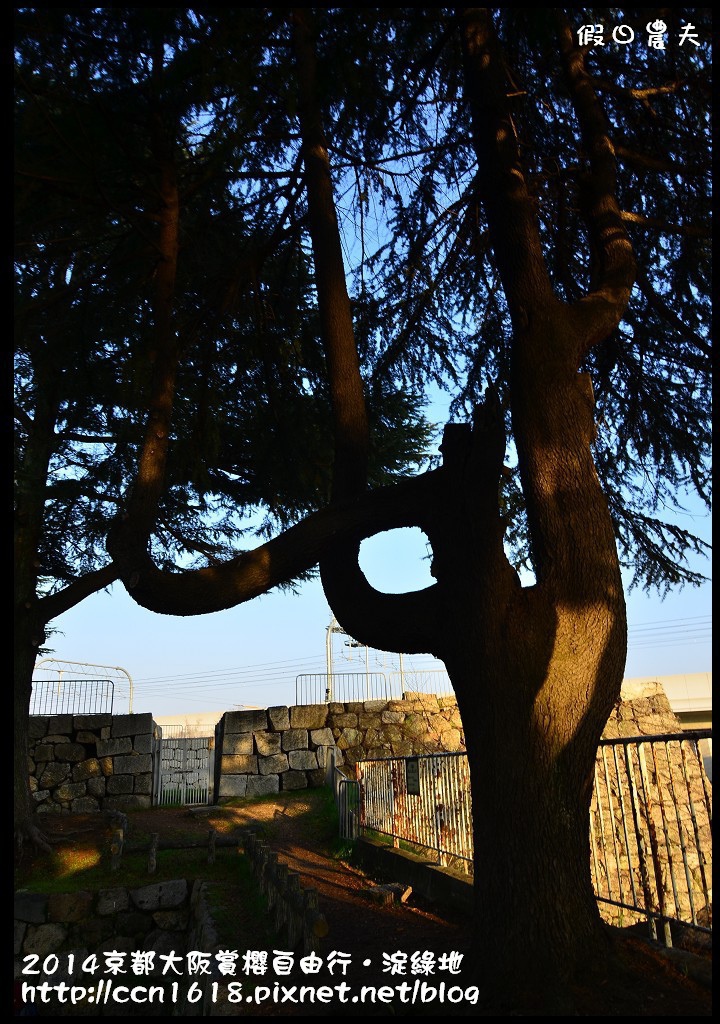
(15, 787, 347, 895)
(15, 843, 249, 894)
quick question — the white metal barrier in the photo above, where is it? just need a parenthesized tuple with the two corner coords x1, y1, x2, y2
(354, 731, 712, 943)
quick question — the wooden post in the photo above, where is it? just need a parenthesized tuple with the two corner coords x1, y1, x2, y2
(148, 832, 159, 874)
(110, 828, 124, 872)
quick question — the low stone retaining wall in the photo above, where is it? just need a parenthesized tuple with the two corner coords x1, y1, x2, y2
(244, 832, 329, 955)
(215, 694, 463, 801)
(15, 878, 191, 973)
(28, 713, 157, 813)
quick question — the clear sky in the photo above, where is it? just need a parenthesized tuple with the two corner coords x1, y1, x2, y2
(35, 509, 711, 720)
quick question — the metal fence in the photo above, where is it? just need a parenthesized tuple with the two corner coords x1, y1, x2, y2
(156, 734, 213, 806)
(388, 670, 454, 698)
(295, 670, 454, 705)
(356, 751, 473, 869)
(296, 672, 391, 705)
(352, 731, 712, 943)
(29, 678, 114, 716)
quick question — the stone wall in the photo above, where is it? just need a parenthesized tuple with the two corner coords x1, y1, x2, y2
(603, 677, 688, 738)
(14, 879, 209, 1015)
(214, 694, 463, 801)
(28, 713, 157, 813)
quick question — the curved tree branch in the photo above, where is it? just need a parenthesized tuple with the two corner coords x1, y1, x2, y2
(108, 471, 441, 615)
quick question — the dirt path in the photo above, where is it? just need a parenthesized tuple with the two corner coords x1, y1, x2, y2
(21, 795, 711, 1016)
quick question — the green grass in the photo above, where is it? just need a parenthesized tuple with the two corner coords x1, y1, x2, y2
(15, 844, 248, 894)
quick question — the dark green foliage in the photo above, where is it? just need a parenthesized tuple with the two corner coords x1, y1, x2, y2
(15, 7, 711, 599)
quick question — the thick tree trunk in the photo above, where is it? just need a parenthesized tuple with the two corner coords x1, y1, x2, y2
(321, 381, 627, 1013)
(14, 616, 50, 858)
(447, 635, 623, 1012)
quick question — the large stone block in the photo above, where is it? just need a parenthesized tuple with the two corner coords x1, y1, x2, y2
(329, 712, 358, 728)
(358, 712, 382, 729)
(72, 758, 102, 782)
(74, 714, 112, 731)
(218, 775, 248, 798)
(222, 734, 253, 755)
(76, 731, 101, 744)
(15, 893, 47, 924)
(97, 888, 130, 916)
(54, 781, 87, 801)
(28, 718, 49, 740)
(254, 732, 281, 756)
(130, 880, 188, 912)
(336, 728, 361, 751)
(245, 774, 280, 797)
(343, 745, 366, 765)
(267, 706, 290, 730)
(45, 715, 73, 734)
(281, 729, 308, 752)
(438, 696, 458, 710)
(403, 714, 429, 737)
(114, 753, 152, 775)
(96, 737, 133, 757)
(221, 754, 258, 775)
(54, 742, 87, 762)
(72, 798, 100, 815)
(103, 794, 151, 810)
(288, 749, 318, 771)
(440, 729, 463, 752)
(153, 909, 189, 932)
(363, 700, 387, 712)
(366, 744, 393, 759)
(133, 734, 153, 755)
(289, 704, 328, 730)
(259, 753, 289, 775)
(111, 713, 154, 738)
(381, 711, 405, 724)
(310, 728, 335, 748)
(23, 923, 67, 957)
(87, 777, 106, 797)
(32, 744, 54, 762)
(38, 763, 70, 789)
(281, 770, 308, 791)
(107, 775, 134, 794)
(385, 700, 409, 713)
(116, 910, 155, 937)
(134, 774, 153, 795)
(223, 709, 269, 734)
(379, 724, 402, 744)
(307, 768, 327, 788)
(48, 892, 94, 924)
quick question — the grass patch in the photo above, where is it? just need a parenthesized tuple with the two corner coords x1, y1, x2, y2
(203, 858, 275, 948)
(15, 844, 247, 895)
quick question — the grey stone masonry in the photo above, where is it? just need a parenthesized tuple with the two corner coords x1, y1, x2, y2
(213, 685, 694, 802)
(28, 713, 157, 814)
(14, 879, 208, 994)
(215, 694, 471, 803)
